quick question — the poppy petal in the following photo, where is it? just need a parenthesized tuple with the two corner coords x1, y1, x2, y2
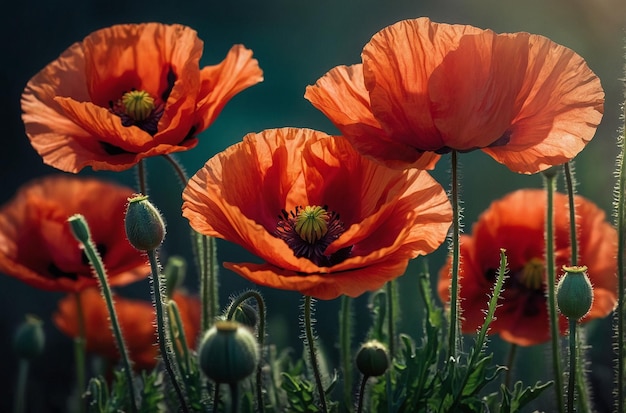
(305, 64, 439, 169)
(224, 259, 411, 300)
(362, 18, 483, 151)
(194, 45, 264, 132)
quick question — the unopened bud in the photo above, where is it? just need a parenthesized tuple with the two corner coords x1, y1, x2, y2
(557, 265, 593, 320)
(124, 195, 166, 251)
(13, 315, 45, 359)
(356, 340, 389, 377)
(231, 303, 259, 330)
(198, 320, 259, 384)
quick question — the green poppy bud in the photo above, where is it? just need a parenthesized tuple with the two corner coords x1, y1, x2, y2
(356, 340, 390, 378)
(67, 214, 92, 244)
(13, 315, 45, 360)
(198, 320, 259, 384)
(230, 303, 259, 330)
(124, 195, 166, 251)
(557, 265, 593, 320)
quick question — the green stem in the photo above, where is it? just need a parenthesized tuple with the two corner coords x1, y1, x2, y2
(563, 162, 578, 265)
(167, 302, 188, 379)
(563, 164, 593, 412)
(163, 154, 189, 187)
(567, 318, 577, 413)
(80, 240, 137, 412)
(356, 375, 368, 413)
(136, 159, 147, 195)
(162, 154, 220, 331)
(13, 359, 29, 413)
(448, 150, 461, 359)
(339, 296, 354, 412)
(304, 295, 328, 413)
(168, 300, 192, 373)
(212, 383, 220, 413)
(73, 293, 87, 413)
(544, 173, 565, 413)
(504, 343, 518, 390)
(147, 249, 189, 413)
(226, 291, 266, 413)
(616, 99, 626, 413)
(229, 382, 239, 413)
(386, 280, 398, 359)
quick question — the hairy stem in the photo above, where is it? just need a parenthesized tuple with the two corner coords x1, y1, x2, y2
(147, 249, 189, 413)
(304, 295, 328, 413)
(448, 150, 461, 359)
(567, 318, 577, 413)
(544, 173, 565, 413)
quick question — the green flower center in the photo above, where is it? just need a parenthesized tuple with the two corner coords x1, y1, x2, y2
(122, 90, 156, 121)
(295, 206, 329, 244)
(275, 205, 351, 267)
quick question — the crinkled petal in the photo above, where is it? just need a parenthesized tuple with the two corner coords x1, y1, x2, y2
(305, 64, 439, 169)
(194, 44, 264, 132)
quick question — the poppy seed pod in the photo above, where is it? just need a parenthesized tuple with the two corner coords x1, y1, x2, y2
(13, 315, 45, 360)
(557, 265, 593, 320)
(198, 320, 259, 384)
(124, 195, 166, 251)
(356, 340, 390, 378)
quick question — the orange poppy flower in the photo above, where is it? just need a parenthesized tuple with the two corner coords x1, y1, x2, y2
(0, 175, 149, 292)
(53, 288, 201, 371)
(21, 23, 263, 172)
(437, 189, 617, 346)
(305, 18, 604, 174)
(182, 127, 452, 300)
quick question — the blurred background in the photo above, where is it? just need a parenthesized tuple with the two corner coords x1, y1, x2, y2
(1, 0, 624, 411)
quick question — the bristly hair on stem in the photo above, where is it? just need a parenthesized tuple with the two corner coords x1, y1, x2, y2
(543, 172, 565, 413)
(300, 295, 329, 413)
(612, 56, 626, 413)
(447, 150, 465, 360)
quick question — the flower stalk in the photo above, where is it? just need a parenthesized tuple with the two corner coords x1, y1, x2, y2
(68, 215, 137, 412)
(616, 73, 626, 413)
(543, 173, 565, 413)
(448, 150, 462, 359)
(147, 250, 190, 412)
(164, 153, 220, 331)
(304, 295, 328, 413)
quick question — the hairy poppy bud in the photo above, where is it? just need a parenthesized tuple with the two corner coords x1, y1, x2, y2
(13, 315, 45, 359)
(557, 265, 593, 320)
(68, 214, 92, 244)
(231, 303, 259, 330)
(198, 320, 259, 384)
(124, 195, 166, 251)
(356, 340, 390, 378)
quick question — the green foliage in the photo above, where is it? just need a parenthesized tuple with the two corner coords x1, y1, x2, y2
(281, 372, 321, 413)
(499, 381, 553, 413)
(78, 256, 553, 413)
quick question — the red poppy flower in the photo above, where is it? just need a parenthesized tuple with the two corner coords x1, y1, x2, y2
(182, 127, 452, 300)
(437, 189, 617, 346)
(21, 23, 263, 172)
(305, 18, 604, 174)
(0, 175, 149, 292)
(53, 288, 201, 370)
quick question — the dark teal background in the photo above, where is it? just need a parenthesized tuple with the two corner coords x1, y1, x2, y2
(1, 0, 624, 411)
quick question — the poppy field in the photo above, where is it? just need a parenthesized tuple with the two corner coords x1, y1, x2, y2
(1, 1, 625, 412)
